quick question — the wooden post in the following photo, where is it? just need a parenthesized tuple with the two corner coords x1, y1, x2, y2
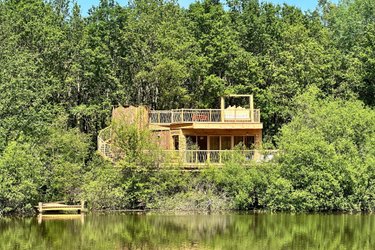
(39, 202, 43, 214)
(81, 200, 85, 212)
(254, 150, 261, 161)
(207, 137, 210, 163)
(219, 136, 222, 164)
(38, 214, 42, 224)
(220, 96, 225, 122)
(250, 95, 254, 122)
(181, 109, 184, 122)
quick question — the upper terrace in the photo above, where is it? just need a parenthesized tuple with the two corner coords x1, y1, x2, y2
(149, 108, 260, 124)
(149, 94, 261, 125)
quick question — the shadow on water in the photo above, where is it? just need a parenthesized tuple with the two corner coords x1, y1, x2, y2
(0, 212, 374, 249)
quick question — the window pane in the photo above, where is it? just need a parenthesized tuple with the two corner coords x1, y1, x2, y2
(210, 136, 220, 150)
(186, 136, 197, 149)
(245, 136, 255, 149)
(197, 136, 207, 150)
(221, 136, 231, 150)
(234, 136, 244, 147)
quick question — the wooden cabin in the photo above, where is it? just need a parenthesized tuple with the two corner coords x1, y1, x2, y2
(149, 95, 262, 164)
(99, 95, 271, 166)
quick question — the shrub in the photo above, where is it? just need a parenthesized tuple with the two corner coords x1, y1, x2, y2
(275, 87, 375, 211)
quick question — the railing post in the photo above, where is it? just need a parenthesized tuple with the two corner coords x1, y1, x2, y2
(209, 109, 212, 122)
(158, 112, 160, 124)
(181, 109, 184, 122)
(221, 97, 225, 122)
(171, 110, 174, 123)
(38, 214, 42, 224)
(39, 202, 43, 214)
(250, 95, 254, 122)
(81, 200, 85, 212)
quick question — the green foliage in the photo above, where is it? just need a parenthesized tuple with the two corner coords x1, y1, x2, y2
(40, 117, 91, 202)
(0, 141, 43, 215)
(201, 155, 276, 210)
(123, 128, 189, 208)
(82, 156, 125, 210)
(0, 118, 90, 214)
(275, 87, 375, 211)
(113, 120, 162, 167)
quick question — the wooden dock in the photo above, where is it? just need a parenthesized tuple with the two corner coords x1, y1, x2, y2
(37, 201, 87, 214)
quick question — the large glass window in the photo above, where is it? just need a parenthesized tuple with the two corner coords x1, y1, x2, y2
(221, 136, 231, 150)
(244, 136, 255, 149)
(210, 136, 220, 150)
(197, 136, 207, 150)
(186, 135, 197, 149)
(209, 136, 220, 163)
(234, 136, 244, 147)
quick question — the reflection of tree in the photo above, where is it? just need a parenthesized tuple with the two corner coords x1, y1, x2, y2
(0, 214, 374, 249)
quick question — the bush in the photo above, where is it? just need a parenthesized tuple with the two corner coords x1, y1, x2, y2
(0, 141, 43, 215)
(201, 152, 274, 210)
(275, 87, 375, 211)
(82, 156, 125, 210)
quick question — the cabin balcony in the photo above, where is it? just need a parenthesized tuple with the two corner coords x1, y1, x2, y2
(149, 108, 261, 125)
(162, 149, 278, 168)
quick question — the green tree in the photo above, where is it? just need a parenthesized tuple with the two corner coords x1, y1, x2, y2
(0, 141, 43, 215)
(39, 117, 90, 202)
(276, 87, 375, 211)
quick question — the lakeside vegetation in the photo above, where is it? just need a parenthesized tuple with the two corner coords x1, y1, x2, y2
(0, 0, 374, 215)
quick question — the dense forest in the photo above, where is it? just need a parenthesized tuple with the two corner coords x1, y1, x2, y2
(0, 0, 374, 214)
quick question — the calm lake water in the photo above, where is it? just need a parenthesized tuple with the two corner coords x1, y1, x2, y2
(0, 212, 374, 250)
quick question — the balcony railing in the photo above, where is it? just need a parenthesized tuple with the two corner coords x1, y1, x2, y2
(162, 150, 278, 166)
(97, 126, 125, 162)
(149, 109, 260, 124)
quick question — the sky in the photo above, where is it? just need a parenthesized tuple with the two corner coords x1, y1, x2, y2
(77, 0, 339, 15)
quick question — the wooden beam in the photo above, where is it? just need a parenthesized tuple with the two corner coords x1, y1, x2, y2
(226, 94, 252, 97)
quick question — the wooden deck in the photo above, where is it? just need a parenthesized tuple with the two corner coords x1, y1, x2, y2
(149, 108, 261, 124)
(37, 201, 87, 214)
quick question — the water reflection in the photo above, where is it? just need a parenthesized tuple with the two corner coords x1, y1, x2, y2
(0, 213, 374, 249)
(37, 214, 85, 224)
